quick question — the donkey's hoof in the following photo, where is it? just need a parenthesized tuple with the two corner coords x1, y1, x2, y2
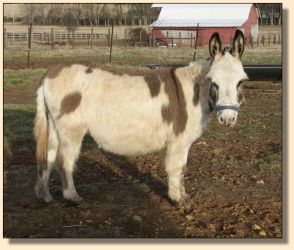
(65, 195, 85, 205)
(43, 194, 54, 203)
(35, 184, 53, 203)
(178, 195, 193, 209)
(35, 195, 55, 204)
(72, 196, 84, 204)
(169, 193, 191, 208)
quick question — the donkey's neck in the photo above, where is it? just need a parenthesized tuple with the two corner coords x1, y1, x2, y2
(195, 62, 213, 115)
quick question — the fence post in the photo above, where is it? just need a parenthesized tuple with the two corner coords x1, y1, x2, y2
(250, 34, 253, 48)
(190, 33, 193, 48)
(179, 32, 181, 47)
(257, 35, 259, 47)
(109, 22, 114, 63)
(273, 34, 276, 45)
(193, 23, 199, 61)
(268, 33, 271, 46)
(27, 23, 32, 66)
(139, 29, 142, 43)
(108, 28, 110, 47)
(262, 35, 265, 46)
(72, 29, 75, 49)
(152, 30, 155, 47)
(51, 28, 54, 49)
(91, 27, 93, 48)
(172, 37, 174, 48)
(4, 28, 6, 49)
(125, 28, 127, 47)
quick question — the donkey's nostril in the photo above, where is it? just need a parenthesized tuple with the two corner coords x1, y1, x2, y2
(232, 117, 235, 123)
(219, 116, 225, 125)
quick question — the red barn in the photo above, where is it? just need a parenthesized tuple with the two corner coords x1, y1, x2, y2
(151, 4, 259, 47)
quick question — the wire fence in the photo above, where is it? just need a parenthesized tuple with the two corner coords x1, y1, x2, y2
(3, 25, 282, 67)
(3, 26, 282, 49)
(3, 27, 151, 48)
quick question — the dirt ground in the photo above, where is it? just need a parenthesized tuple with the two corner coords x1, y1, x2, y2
(3, 66, 282, 238)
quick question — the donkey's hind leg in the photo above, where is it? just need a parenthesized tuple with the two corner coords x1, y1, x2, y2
(35, 118, 58, 203)
(56, 123, 86, 203)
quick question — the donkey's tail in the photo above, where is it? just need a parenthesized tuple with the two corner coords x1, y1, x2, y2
(34, 85, 48, 166)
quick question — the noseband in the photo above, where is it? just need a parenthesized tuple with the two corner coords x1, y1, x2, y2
(214, 105, 240, 112)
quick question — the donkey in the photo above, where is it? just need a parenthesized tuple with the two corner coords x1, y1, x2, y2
(34, 30, 248, 205)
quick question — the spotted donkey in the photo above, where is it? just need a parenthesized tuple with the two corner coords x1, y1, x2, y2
(34, 30, 248, 205)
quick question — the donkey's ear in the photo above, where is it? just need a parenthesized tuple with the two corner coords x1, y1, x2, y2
(231, 29, 245, 58)
(209, 32, 222, 59)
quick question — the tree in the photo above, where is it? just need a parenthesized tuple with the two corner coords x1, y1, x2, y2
(113, 4, 128, 25)
(47, 4, 65, 25)
(81, 3, 95, 25)
(256, 3, 282, 26)
(63, 11, 78, 48)
(94, 4, 104, 26)
(19, 3, 157, 26)
(127, 4, 152, 25)
(22, 3, 37, 24)
(101, 4, 111, 26)
(71, 4, 82, 25)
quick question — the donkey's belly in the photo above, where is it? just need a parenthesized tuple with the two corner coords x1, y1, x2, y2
(86, 104, 170, 156)
(89, 123, 169, 156)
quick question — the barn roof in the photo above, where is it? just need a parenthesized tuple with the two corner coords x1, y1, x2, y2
(151, 4, 253, 28)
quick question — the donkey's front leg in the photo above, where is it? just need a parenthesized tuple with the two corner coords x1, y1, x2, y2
(165, 142, 190, 204)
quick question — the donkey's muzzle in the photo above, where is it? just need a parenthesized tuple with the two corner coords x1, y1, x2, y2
(217, 108, 238, 127)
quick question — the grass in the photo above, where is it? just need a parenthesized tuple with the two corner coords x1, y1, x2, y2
(4, 44, 281, 67)
(4, 68, 47, 86)
(241, 47, 282, 65)
(205, 95, 281, 140)
(3, 104, 36, 144)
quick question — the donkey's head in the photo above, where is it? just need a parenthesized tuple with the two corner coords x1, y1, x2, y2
(207, 30, 248, 127)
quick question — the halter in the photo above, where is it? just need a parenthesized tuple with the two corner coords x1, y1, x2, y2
(214, 105, 240, 112)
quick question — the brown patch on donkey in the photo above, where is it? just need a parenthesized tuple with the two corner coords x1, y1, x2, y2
(59, 91, 82, 118)
(160, 67, 188, 135)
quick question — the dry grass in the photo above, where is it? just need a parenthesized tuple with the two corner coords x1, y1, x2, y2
(259, 25, 282, 33)
(4, 43, 281, 67)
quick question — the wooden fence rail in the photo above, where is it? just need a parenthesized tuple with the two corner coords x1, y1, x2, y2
(6, 32, 110, 42)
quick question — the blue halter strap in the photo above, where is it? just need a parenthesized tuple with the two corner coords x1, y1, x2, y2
(215, 105, 240, 112)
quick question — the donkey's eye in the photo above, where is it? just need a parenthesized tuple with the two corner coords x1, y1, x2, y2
(237, 81, 243, 89)
(210, 82, 219, 104)
(212, 82, 219, 90)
